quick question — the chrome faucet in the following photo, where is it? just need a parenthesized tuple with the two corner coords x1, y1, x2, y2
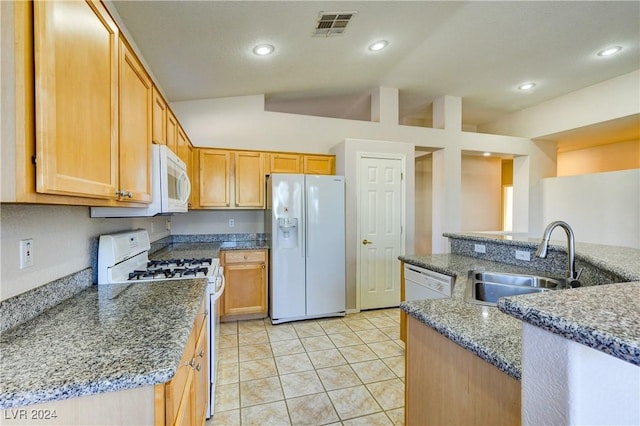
(535, 221, 582, 287)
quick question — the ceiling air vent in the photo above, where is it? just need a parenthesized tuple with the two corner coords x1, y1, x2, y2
(314, 11, 357, 36)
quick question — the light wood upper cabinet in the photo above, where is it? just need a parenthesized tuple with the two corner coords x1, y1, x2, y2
(118, 38, 152, 203)
(177, 127, 190, 167)
(235, 151, 265, 207)
(188, 144, 196, 208)
(268, 153, 301, 174)
(166, 109, 178, 153)
(34, 0, 119, 199)
(199, 149, 231, 207)
(152, 86, 167, 145)
(303, 154, 335, 175)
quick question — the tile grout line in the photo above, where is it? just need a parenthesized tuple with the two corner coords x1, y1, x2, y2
(213, 309, 404, 425)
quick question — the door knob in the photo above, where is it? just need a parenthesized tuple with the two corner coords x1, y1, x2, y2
(362, 239, 373, 245)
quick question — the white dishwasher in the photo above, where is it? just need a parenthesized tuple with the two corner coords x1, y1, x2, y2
(404, 264, 454, 300)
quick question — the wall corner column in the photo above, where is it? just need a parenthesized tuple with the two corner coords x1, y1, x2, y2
(433, 96, 462, 131)
(371, 87, 399, 125)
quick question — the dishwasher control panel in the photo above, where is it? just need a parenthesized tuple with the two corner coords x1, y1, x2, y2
(404, 264, 454, 299)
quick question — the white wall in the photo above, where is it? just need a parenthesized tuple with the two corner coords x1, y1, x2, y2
(461, 155, 502, 232)
(415, 154, 433, 253)
(0, 205, 169, 301)
(478, 70, 640, 139)
(540, 169, 640, 248)
(171, 210, 264, 235)
(522, 324, 640, 425)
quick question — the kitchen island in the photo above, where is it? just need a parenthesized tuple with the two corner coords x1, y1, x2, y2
(399, 233, 640, 425)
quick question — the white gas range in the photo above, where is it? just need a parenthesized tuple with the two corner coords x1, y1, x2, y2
(97, 229, 224, 419)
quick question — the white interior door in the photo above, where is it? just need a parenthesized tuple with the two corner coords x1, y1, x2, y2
(358, 156, 403, 310)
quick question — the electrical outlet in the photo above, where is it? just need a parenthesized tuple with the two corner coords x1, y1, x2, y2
(515, 250, 531, 261)
(474, 244, 486, 254)
(20, 239, 34, 268)
(150, 222, 155, 234)
(166, 220, 171, 231)
(228, 219, 235, 228)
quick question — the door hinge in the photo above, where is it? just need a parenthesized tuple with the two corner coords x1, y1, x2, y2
(31, 155, 37, 165)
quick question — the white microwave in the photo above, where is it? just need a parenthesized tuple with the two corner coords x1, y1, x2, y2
(91, 145, 191, 217)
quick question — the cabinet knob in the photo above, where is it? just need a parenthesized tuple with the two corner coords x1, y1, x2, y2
(195, 363, 201, 372)
(198, 350, 205, 358)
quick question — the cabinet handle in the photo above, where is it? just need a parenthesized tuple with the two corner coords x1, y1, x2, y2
(115, 190, 133, 198)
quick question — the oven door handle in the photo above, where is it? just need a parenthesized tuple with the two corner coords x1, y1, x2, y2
(212, 269, 225, 301)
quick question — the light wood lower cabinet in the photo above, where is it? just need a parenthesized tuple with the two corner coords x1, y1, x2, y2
(8, 298, 209, 426)
(155, 297, 208, 426)
(405, 315, 521, 425)
(220, 250, 268, 321)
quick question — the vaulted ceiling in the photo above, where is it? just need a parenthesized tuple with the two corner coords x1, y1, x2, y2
(112, 1, 640, 140)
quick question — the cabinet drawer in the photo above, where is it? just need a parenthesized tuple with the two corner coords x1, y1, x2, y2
(223, 250, 266, 264)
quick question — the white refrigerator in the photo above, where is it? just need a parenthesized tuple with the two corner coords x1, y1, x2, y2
(266, 174, 346, 324)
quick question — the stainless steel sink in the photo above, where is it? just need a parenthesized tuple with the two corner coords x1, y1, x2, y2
(466, 271, 565, 306)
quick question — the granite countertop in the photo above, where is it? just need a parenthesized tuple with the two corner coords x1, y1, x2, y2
(151, 241, 269, 260)
(498, 281, 640, 367)
(399, 253, 545, 379)
(445, 232, 640, 281)
(400, 237, 640, 378)
(0, 279, 208, 409)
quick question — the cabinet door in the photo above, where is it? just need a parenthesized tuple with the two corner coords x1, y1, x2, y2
(166, 110, 178, 153)
(152, 87, 167, 145)
(118, 39, 152, 203)
(177, 127, 190, 168)
(199, 149, 230, 207)
(223, 263, 267, 317)
(303, 155, 335, 175)
(193, 326, 208, 425)
(187, 144, 196, 208)
(269, 153, 301, 174)
(235, 151, 265, 207)
(34, 0, 119, 199)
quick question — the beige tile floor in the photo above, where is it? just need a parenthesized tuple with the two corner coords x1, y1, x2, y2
(207, 308, 405, 426)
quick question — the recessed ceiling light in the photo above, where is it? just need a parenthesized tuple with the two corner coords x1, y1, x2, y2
(597, 46, 622, 57)
(518, 82, 536, 91)
(368, 40, 388, 51)
(253, 44, 275, 56)
(483, 152, 492, 157)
